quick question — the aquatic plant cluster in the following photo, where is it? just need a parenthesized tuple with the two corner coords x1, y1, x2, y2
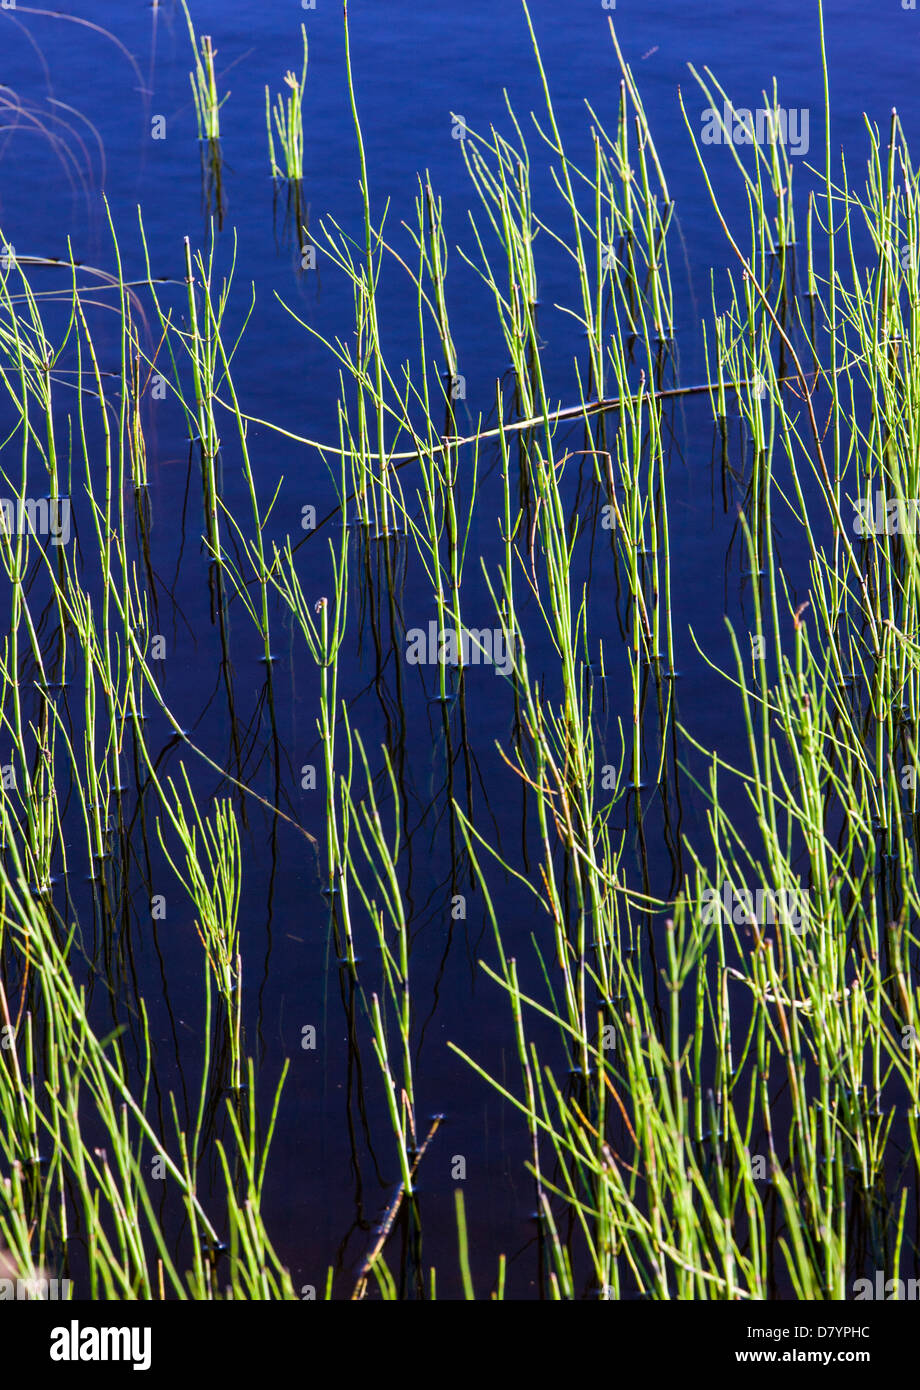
(0, 0, 919, 1302)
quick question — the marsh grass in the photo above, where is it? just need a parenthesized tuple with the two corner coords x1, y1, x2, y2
(0, 0, 918, 1301)
(157, 769, 244, 1091)
(266, 25, 309, 182)
(183, 3, 226, 143)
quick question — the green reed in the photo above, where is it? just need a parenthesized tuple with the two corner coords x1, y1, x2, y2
(266, 24, 309, 181)
(183, 2, 227, 142)
(0, 0, 919, 1303)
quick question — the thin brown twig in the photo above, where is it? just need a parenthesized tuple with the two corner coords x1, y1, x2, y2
(351, 1114, 443, 1300)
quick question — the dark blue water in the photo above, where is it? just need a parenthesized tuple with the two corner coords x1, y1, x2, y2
(0, 0, 916, 1299)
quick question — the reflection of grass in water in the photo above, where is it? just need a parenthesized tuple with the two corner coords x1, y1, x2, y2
(0, 0, 918, 1302)
(0, 86, 102, 208)
(0, 2, 149, 209)
(4, 5, 146, 96)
